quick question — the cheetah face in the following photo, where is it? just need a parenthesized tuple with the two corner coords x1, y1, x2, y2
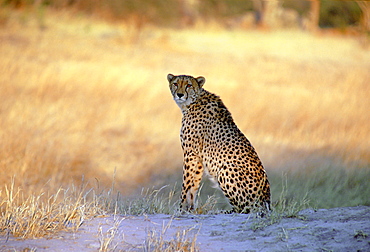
(167, 74, 205, 107)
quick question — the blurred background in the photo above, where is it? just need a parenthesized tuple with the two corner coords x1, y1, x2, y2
(0, 0, 369, 209)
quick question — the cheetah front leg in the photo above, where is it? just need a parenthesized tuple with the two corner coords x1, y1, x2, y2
(180, 155, 204, 212)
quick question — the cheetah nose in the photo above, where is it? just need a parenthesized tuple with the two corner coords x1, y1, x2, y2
(177, 93, 184, 98)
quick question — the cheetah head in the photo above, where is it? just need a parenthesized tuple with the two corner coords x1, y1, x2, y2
(167, 74, 205, 109)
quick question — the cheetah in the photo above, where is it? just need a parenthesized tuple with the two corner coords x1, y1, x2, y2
(167, 73, 271, 214)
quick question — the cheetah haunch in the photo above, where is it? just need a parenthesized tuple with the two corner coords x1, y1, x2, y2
(168, 74, 271, 214)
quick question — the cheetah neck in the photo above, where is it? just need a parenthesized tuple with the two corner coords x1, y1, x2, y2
(177, 88, 206, 114)
(177, 98, 195, 113)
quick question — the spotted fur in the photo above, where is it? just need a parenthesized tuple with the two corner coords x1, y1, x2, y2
(168, 74, 271, 213)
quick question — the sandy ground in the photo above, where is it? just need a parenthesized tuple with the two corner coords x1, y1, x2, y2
(1, 206, 369, 251)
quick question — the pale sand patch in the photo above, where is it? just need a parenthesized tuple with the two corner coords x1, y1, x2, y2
(1, 206, 369, 251)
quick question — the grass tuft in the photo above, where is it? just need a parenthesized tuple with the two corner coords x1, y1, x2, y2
(273, 173, 311, 218)
(114, 185, 179, 216)
(98, 217, 123, 252)
(144, 218, 200, 252)
(0, 178, 95, 238)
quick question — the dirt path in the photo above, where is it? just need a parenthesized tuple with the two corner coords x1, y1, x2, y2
(1, 206, 369, 251)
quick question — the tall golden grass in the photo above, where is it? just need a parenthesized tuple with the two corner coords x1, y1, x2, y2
(0, 7, 369, 237)
(1, 7, 369, 191)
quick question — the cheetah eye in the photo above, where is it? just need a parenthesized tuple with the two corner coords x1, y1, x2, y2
(173, 83, 178, 87)
(186, 84, 192, 88)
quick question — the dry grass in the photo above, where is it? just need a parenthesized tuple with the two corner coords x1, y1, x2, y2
(98, 217, 123, 252)
(0, 7, 369, 238)
(0, 178, 102, 238)
(144, 218, 199, 252)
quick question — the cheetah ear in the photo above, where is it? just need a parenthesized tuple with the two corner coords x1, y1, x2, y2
(167, 73, 175, 83)
(196, 76, 205, 88)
